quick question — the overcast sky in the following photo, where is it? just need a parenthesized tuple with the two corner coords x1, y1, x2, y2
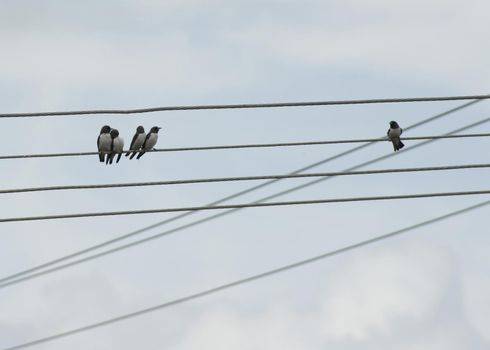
(1, 0, 490, 349)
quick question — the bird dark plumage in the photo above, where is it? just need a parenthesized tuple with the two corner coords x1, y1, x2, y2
(126, 126, 146, 160)
(107, 129, 124, 164)
(387, 121, 405, 152)
(137, 126, 162, 159)
(97, 125, 112, 163)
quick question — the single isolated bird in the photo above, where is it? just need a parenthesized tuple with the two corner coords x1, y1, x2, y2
(387, 121, 405, 152)
(126, 126, 146, 160)
(137, 126, 162, 159)
(108, 129, 125, 164)
(97, 125, 112, 163)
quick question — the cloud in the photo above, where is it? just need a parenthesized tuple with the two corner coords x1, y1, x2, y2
(171, 242, 488, 350)
(319, 242, 451, 340)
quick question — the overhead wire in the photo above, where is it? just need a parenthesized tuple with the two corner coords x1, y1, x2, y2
(0, 94, 488, 118)
(2, 189, 490, 224)
(0, 100, 484, 283)
(1, 132, 490, 160)
(1, 163, 490, 195)
(3, 198, 490, 350)
(0, 100, 482, 287)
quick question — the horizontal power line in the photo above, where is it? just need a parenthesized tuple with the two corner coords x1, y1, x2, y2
(2, 110, 485, 288)
(0, 94, 489, 118)
(4, 199, 489, 350)
(2, 189, 490, 223)
(2, 163, 490, 195)
(2, 132, 490, 160)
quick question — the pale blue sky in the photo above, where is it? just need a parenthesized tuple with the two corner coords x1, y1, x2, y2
(1, 1, 489, 349)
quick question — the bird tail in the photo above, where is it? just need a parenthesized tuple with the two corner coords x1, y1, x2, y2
(136, 151, 145, 160)
(392, 138, 405, 151)
(99, 153, 105, 163)
(129, 152, 137, 160)
(125, 151, 131, 157)
(116, 153, 122, 163)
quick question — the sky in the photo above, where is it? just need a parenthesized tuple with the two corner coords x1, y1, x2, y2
(0, 0, 490, 349)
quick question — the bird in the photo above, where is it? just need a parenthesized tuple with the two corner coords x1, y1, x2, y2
(387, 121, 405, 151)
(125, 126, 146, 160)
(107, 129, 124, 164)
(97, 125, 112, 163)
(137, 126, 162, 159)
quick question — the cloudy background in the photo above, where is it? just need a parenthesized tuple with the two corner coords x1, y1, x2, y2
(1, 0, 489, 348)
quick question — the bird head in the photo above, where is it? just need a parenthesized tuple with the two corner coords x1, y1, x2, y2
(110, 129, 119, 138)
(389, 121, 399, 128)
(137, 126, 145, 133)
(100, 125, 111, 134)
(151, 126, 162, 133)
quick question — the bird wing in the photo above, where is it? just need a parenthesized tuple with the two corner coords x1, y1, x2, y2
(129, 133, 139, 150)
(97, 134, 101, 149)
(142, 133, 151, 148)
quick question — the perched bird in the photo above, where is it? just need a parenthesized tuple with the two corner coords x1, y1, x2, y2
(387, 121, 405, 151)
(125, 126, 146, 160)
(97, 125, 112, 163)
(108, 129, 125, 164)
(137, 126, 162, 159)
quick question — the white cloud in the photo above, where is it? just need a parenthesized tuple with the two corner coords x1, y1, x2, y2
(170, 242, 487, 350)
(462, 273, 490, 343)
(320, 242, 452, 340)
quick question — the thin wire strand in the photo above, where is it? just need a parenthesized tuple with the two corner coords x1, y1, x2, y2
(2, 189, 490, 223)
(0, 101, 480, 287)
(3, 199, 489, 350)
(2, 132, 490, 160)
(0, 94, 488, 118)
(2, 163, 490, 195)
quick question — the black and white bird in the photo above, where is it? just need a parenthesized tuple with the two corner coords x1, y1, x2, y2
(97, 125, 112, 163)
(108, 129, 125, 164)
(137, 126, 162, 159)
(387, 121, 405, 152)
(125, 126, 146, 160)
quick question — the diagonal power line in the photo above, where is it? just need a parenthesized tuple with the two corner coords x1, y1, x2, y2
(0, 100, 482, 285)
(0, 106, 486, 289)
(3, 198, 489, 350)
(0, 94, 488, 118)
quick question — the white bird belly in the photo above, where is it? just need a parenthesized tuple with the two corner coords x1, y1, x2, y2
(132, 134, 146, 150)
(144, 134, 158, 149)
(388, 128, 402, 138)
(113, 137, 124, 152)
(99, 134, 112, 152)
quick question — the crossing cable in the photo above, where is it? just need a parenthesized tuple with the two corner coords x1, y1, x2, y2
(0, 101, 482, 288)
(0, 94, 488, 118)
(3, 199, 489, 350)
(1, 132, 490, 160)
(2, 163, 490, 195)
(2, 189, 490, 224)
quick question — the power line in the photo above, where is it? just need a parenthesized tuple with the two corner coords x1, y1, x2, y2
(2, 189, 490, 224)
(2, 132, 490, 160)
(2, 163, 490, 195)
(0, 94, 488, 118)
(1, 101, 481, 287)
(3, 199, 489, 350)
